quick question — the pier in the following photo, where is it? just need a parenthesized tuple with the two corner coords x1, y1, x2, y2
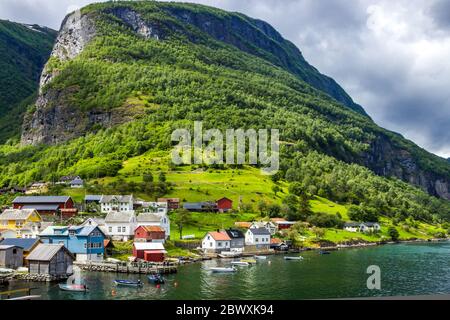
(74, 261, 178, 275)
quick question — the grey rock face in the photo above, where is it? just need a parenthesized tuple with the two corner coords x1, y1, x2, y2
(108, 7, 161, 40)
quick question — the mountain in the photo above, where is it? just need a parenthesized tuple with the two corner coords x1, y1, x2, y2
(0, 20, 56, 143)
(1, 1, 449, 223)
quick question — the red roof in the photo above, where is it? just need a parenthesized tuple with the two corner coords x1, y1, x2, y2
(271, 238, 282, 244)
(142, 226, 164, 232)
(208, 231, 231, 241)
(234, 222, 252, 228)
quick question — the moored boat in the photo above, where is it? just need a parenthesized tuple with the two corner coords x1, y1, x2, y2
(284, 256, 303, 261)
(114, 279, 143, 287)
(148, 274, 165, 284)
(319, 250, 331, 255)
(241, 258, 257, 264)
(58, 283, 88, 292)
(254, 255, 267, 260)
(210, 267, 237, 273)
(231, 261, 250, 266)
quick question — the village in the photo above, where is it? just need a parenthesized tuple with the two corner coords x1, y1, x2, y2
(0, 175, 383, 290)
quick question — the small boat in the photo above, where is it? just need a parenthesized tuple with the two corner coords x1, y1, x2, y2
(231, 261, 250, 267)
(114, 279, 143, 287)
(210, 267, 237, 273)
(218, 252, 241, 258)
(284, 256, 303, 261)
(241, 258, 257, 264)
(254, 255, 267, 260)
(319, 250, 331, 255)
(148, 274, 165, 284)
(58, 283, 88, 292)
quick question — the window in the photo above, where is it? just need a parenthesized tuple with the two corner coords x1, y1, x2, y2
(255, 238, 259, 242)
(122, 227, 126, 233)
(218, 242, 222, 247)
(117, 226, 121, 233)
(109, 227, 112, 233)
(69, 230, 75, 236)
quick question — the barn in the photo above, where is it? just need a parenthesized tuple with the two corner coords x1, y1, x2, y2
(12, 196, 75, 216)
(134, 226, 165, 243)
(133, 242, 166, 262)
(216, 197, 233, 212)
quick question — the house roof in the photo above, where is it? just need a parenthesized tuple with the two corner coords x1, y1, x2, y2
(217, 197, 232, 202)
(105, 211, 136, 223)
(207, 231, 231, 241)
(157, 198, 180, 203)
(104, 239, 114, 248)
(136, 213, 161, 223)
(0, 208, 39, 220)
(21, 204, 60, 211)
(363, 222, 380, 227)
(100, 195, 133, 203)
(70, 178, 83, 185)
(224, 229, 244, 239)
(85, 195, 102, 201)
(26, 244, 74, 261)
(0, 238, 40, 251)
(40, 225, 104, 237)
(133, 242, 165, 251)
(140, 226, 164, 232)
(81, 217, 105, 226)
(183, 202, 216, 210)
(234, 222, 252, 228)
(13, 196, 71, 204)
(344, 222, 361, 227)
(0, 245, 21, 250)
(248, 227, 271, 235)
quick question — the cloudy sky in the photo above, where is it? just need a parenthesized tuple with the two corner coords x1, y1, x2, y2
(1, 0, 450, 158)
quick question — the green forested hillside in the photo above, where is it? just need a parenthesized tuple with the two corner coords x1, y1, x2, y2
(0, 20, 56, 142)
(1, 1, 450, 228)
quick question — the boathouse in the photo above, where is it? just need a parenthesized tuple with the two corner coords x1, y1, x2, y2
(26, 244, 74, 276)
(0, 245, 23, 269)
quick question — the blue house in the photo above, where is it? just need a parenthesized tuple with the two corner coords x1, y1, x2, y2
(39, 225, 105, 261)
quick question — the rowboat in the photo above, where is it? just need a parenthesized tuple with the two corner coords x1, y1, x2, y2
(254, 255, 267, 260)
(241, 258, 257, 264)
(231, 261, 250, 267)
(114, 279, 143, 287)
(148, 274, 165, 284)
(58, 283, 88, 292)
(218, 252, 241, 258)
(319, 250, 331, 255)
(210, 267, 237, 273)
(284, 256, 303, 261)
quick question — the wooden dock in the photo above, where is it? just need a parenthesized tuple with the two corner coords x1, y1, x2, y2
(74, 261, 178, 275)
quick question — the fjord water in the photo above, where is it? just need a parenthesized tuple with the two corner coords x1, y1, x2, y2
(4, 242, 450, 299)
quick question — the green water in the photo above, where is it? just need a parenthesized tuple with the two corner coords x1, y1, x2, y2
(4, 242, 450, 300)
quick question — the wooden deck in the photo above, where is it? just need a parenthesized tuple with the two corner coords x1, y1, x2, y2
(74, 261, 178, 275)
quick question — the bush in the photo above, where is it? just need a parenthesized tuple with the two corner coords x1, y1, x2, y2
(307, 212, 343, 228)
(388, 227, 400, 241)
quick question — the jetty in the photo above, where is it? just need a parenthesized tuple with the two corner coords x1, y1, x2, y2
(74, 260, 177, 275)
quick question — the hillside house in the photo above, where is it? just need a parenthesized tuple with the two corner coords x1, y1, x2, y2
(344, 222, 381, 233)
(250, 221, 277, 235)
(40, 225, 105, 261)
(137, 212, 170, 239)
(223, 229, 245, 252)
(0, 209, 42, 237)
(217, 197, 233, 212)
(157, 198, 180, 210)
(134, 226, 165, 243)
(202, 231, 231, 253)
(245, 228, 271, 249)
(12, 196, 75, 216)
(100, 195, 134, 213)
(26, 244, 74, 277)
(69, 176, 84, 188)
(104, 211, 136, 241)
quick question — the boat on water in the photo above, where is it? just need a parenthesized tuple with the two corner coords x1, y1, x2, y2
(58, 283, 88, 292)
(209, 267, 237, 273)
(319, 250, 331, 255)
(284, 256, 303, 261)
(114, 279, 143, 287)
(218, 252, 241, 258)
(148, 274, 165, 284)
(241, 258, 257, 264)
(254, 255, 267, 260)
(231, 261, 250, 266)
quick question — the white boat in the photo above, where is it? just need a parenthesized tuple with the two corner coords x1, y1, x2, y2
(231, 261, 250, 266)
(210, 267, 237, 273)
(218, 252, 241, 258)
(254, 255, 267, 260)
(284, 256, 303, 261)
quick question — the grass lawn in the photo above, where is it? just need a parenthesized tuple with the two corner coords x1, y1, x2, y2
(310, 196, 350, 220)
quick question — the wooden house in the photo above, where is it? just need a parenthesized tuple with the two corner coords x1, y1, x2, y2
(26, 244, 74, 277)
(0, 245, 23, 269)
(134, 225, 165, 243)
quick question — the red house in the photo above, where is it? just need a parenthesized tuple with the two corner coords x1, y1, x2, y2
(134, 226, 165, 242)
(216, 197, 233, 213)
(133, 242, 166, 262)
(157, 198, 180, 210)
(12, 196, 75, 216)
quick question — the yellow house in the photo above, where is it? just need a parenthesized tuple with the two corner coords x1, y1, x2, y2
(0, 209, 42, 238)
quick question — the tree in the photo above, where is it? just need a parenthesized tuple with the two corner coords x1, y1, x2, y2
(272, 185, 281, 196)
(388, 226, 399, 241)
(158, 172, 167, 183)
(172, 209, 192, 239)
(312, 227, 325, 239)
(143, 172, 154, 183)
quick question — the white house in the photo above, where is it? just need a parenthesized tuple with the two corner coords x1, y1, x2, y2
(202, 231, 231, 253)
(136, 212, 170, 239)
(245, 227, 271, 249)
(344, 222, 381, 233)
(70, 176, 84, 188)
(81, 217, 108, 236)
(250, 221, 277, 235)
(100, 195, 134, 214)
(142, 202, 168, 215)
(104, 211, 136, 241)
